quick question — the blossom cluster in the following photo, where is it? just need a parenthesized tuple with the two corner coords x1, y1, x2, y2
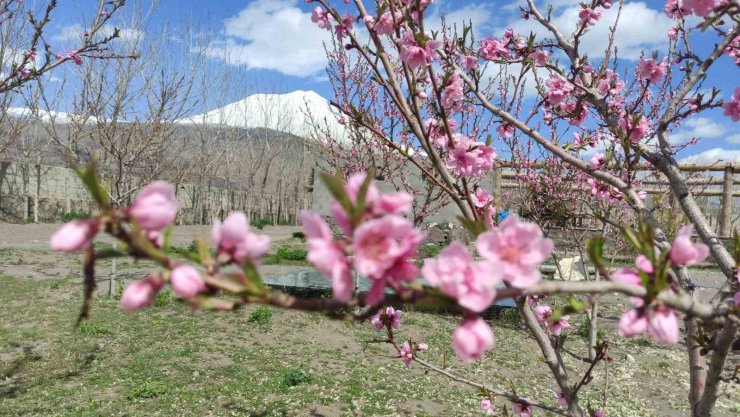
(614, 225, 709, 344)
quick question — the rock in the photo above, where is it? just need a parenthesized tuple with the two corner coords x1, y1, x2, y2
(555, 256, 589, 281)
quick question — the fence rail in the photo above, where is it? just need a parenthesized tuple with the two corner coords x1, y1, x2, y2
(493, 162, 738, 236)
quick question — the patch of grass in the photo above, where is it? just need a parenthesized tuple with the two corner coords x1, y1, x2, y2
(78, 322, 112, 337)
(250, 218, 273, 230)
(577, 318, 607, 341)
(276, 246, 307, 261)
(623, 337, 654, 348)
(280, 365, 312, 387)
(60, 211, 90, 222)
(248, 306, 273, 326)
(126, 380, 169, 400)
(418, 244, 443, 258)
(154, 290, 173, 307)
(165, 241, 197, 257)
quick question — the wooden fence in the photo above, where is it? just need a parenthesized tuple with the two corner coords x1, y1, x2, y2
(493, 162, 739, 236)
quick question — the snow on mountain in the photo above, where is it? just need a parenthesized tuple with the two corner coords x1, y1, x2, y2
(179, 90, 348, 141)
(5, 107, 99, 124)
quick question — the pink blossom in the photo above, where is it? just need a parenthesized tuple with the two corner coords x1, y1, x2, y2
(446, 136, 496, 177)
(724, 36, 739, 65)
(129, 181, 178, 231)
(597, 70, 625, 97)
(497, 123, 515, 138)
(334, 13, 354, 39)
(578, 8, 601, 26)
(463, 55, 478, 71)
(370, 313, 384, 330)
(375, 10, 400, 36)
(611, 268, 642, 286)
(599, 0, 612, 9)
(452, 317, 494, 362)
(684, 0, 724, 17)
(362, 15, 375, 26)
(635, 255, 655, 274)
(593, 410, 605, 417)
(354, 216, 424, 305)
(722, 88, 740, 122)
(664, 0, 689, 18)
(555, 390, 567, 407)
(120, 275, 163, 311)
(512, 402, 533, 417)
(647, 306, 679, 344)
(589, 152, 606, 169)
(547, 76, 574, 106)
(618, 308, 649, 338)
(534, 304, 552, 322)
(479, 37, 510, 61)
(170, 264, 206, 298)
(422, 242, 499, 312)
(668, 27, 679, 41)
(399, 341, 414, 365)
(399, 31, 441, 70)
(300, 210, 352, 302)
(529, 49, 550, 66)
(442, 73, 464, 112)
(417, 342, 428, 351)
(637, 58, 666, 84)
(50, 219, 98, 252)
(386, 306, 402, 328)
(618, 114, 650, 142)
(549, 315, 571, 336)
(619, 305, 679, 345)
(66, 50, 83, 66)
(480, 398, 494, 414)
(311, 7, 330, 29)
(476, 215, 554, 288)
(471, 187, 493, 208)
(670, 225, 709, 266)
(734, 291, 740, 307)
(212, 212, 271, 265)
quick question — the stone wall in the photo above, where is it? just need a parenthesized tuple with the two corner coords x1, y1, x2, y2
(0, 161, 309, 224)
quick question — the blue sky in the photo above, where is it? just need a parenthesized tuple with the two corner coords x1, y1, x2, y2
(43, 0, 739, 162)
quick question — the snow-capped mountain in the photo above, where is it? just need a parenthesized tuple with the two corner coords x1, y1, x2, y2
(5, 107, 99, 124)
(179, 90, 348, 140)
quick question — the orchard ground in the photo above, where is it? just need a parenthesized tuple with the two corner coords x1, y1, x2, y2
(0, 224, 737, 416)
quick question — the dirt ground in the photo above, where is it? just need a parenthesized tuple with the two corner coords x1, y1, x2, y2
(0, 224, 738, 416)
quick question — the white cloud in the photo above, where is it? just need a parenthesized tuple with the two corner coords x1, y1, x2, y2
(53, 24, 144, 44)
(510, 2, 672, 60)
(426, 2, 498, 35)
(681, 148, 740, 164)
(726, 133, 740, 144)
(198, 0, 333, 78)
(669, 117, 726, 145)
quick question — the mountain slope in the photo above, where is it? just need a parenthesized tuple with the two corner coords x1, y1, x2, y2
(179, 90, 347, 140)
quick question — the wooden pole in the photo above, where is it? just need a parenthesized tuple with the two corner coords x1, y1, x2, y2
(719, 164, 734, 237)
(494, 163, 502, 202)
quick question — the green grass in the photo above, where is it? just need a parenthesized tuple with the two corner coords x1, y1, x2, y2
(0, 256, 735, 417)
(248, 306, 273, 326)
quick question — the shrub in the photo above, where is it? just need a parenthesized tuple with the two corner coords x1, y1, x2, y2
(60, 211, 90, 222)
(577, 318, 606, 341)
(248, 306, 273, 326)
(126, 380, 168, 400)
(292, 231, 306, 239)
(276, 246, 307, 261)
(154, 290, 173, 307)
(250, 218, 273, 230)
(281, 365, 312, 387)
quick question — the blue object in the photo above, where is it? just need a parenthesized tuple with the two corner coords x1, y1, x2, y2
(497, 210, 511, 222)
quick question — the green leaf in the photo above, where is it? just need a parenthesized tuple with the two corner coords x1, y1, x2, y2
(352, 168, 375, 226)
(204, 274, 247, 294)
(587, 236, 604, 267)
(458, 216, 487, 238)
(484, 134, 493, 147)
(191, 295, 237, 310)
(75, 163, 109, 208)
(549, 296, 588, 322)
(320, 172, 353, 215)
(621, 226, 642, 251)
(243, 263, 268, 296)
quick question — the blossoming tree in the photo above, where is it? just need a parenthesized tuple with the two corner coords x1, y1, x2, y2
(50, 1, 738, 417)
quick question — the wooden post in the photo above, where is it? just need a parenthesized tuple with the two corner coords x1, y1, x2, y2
(494, 163, 502, 202)
(719, 164, 734, 236)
